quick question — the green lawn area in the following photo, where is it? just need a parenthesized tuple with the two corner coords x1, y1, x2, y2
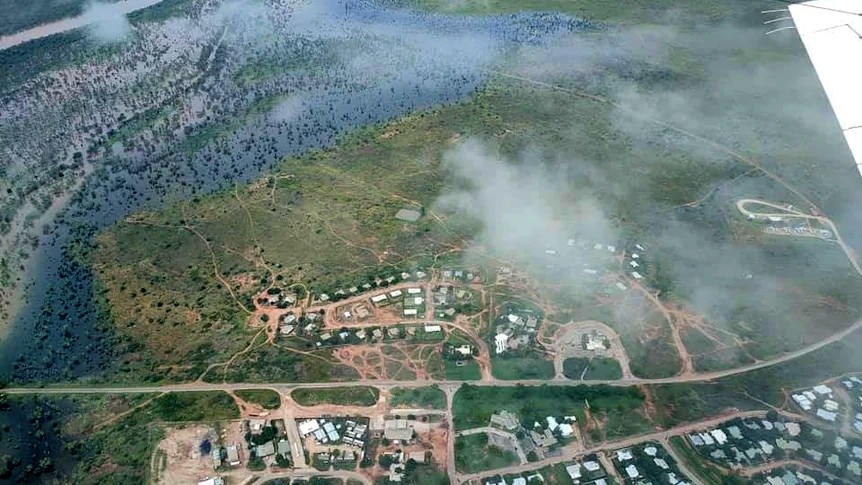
(390, 386, 447, 410)
(490, 356, 555, 380)
(453, 384, 645, 432)
(454, 433, 519, 473)
(291, 386, 380, 407)
(444, 360, 482, 381)
(148, 391, 239, 421)
(562, 357, 622, 380)
(235, 389, 281, 409)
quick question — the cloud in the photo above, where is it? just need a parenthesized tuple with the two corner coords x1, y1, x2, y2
(83, 1, 132, 43)
(435, 138, 618, 281)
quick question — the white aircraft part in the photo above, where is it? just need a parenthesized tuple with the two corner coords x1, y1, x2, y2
(789, 0, 862, 177)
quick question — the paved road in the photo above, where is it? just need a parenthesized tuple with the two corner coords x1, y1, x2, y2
(257, 468, 372, 485)
(6, 317, 860, 396)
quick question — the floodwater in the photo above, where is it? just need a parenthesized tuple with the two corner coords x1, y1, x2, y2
(0, 0, 594, 383)
(0, 0, 167, 50)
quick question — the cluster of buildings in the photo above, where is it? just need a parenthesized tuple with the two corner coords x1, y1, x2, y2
(758, 467, 837, 485)
(279, 311, 320, 337)
(763, 224, 833, 240)
(612, 443, 691, 485)
(298, 418, 368, 449)
(260, 290, 298, 308)
(441, 268, 480, 282)
(841, 376, 862, 434)
(433, 284, 478, 319)
(688, 416, 862, 481)
(313, 269, 430, 305)
(791, 384, 843, 422)
(493, 307, 540, 355)
(382, 449, 428, 482)
(626, 245, 645, 281)
(226, 418, 294, 468)
(564, 456, 608, 484)
(311, 323, 444, 348)
(484, 470, 547, 485)
(367, 286, 426, 318)
(487, 410, 575, 461)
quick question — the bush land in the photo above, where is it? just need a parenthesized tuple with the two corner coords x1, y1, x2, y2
(292, 386, 380, 407)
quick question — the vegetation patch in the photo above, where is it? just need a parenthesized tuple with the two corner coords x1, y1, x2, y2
(453, 384, 646, 432)
(292, 386, 380, 407)
(390, 386, 447, 410)
(235, 389, 281, 409)
(563, 357, 622, 380)
(454, 433, 519, 474)
(444, 360, 482, 381)
(490, 356, 555, 380)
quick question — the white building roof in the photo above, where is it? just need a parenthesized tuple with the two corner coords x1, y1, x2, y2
(817, 408, 838, 421)
(790, 0, 862, 176)
(616, 449, 634, 461)
(299, 419, 320, 435)
(812, 384, 833, 395)
(625, 464, 639, 478)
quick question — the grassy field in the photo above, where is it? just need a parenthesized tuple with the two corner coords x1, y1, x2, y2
(444, 360, 482, 380)
(454, 433, 519, 474)
(452, 384, 646, 432)
(562, 357, 622, 380)
(235, 389, 281, 409)
(291, 386, 380, 407)
(390, 386, 447, 410)
(490, 356, 555, 380)
(209, 344, 359, 383)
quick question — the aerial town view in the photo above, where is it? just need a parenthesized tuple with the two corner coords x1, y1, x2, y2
(1, 0, 862, 484)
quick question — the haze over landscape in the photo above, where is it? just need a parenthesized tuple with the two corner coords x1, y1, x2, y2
(1, 0, 862, 484)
